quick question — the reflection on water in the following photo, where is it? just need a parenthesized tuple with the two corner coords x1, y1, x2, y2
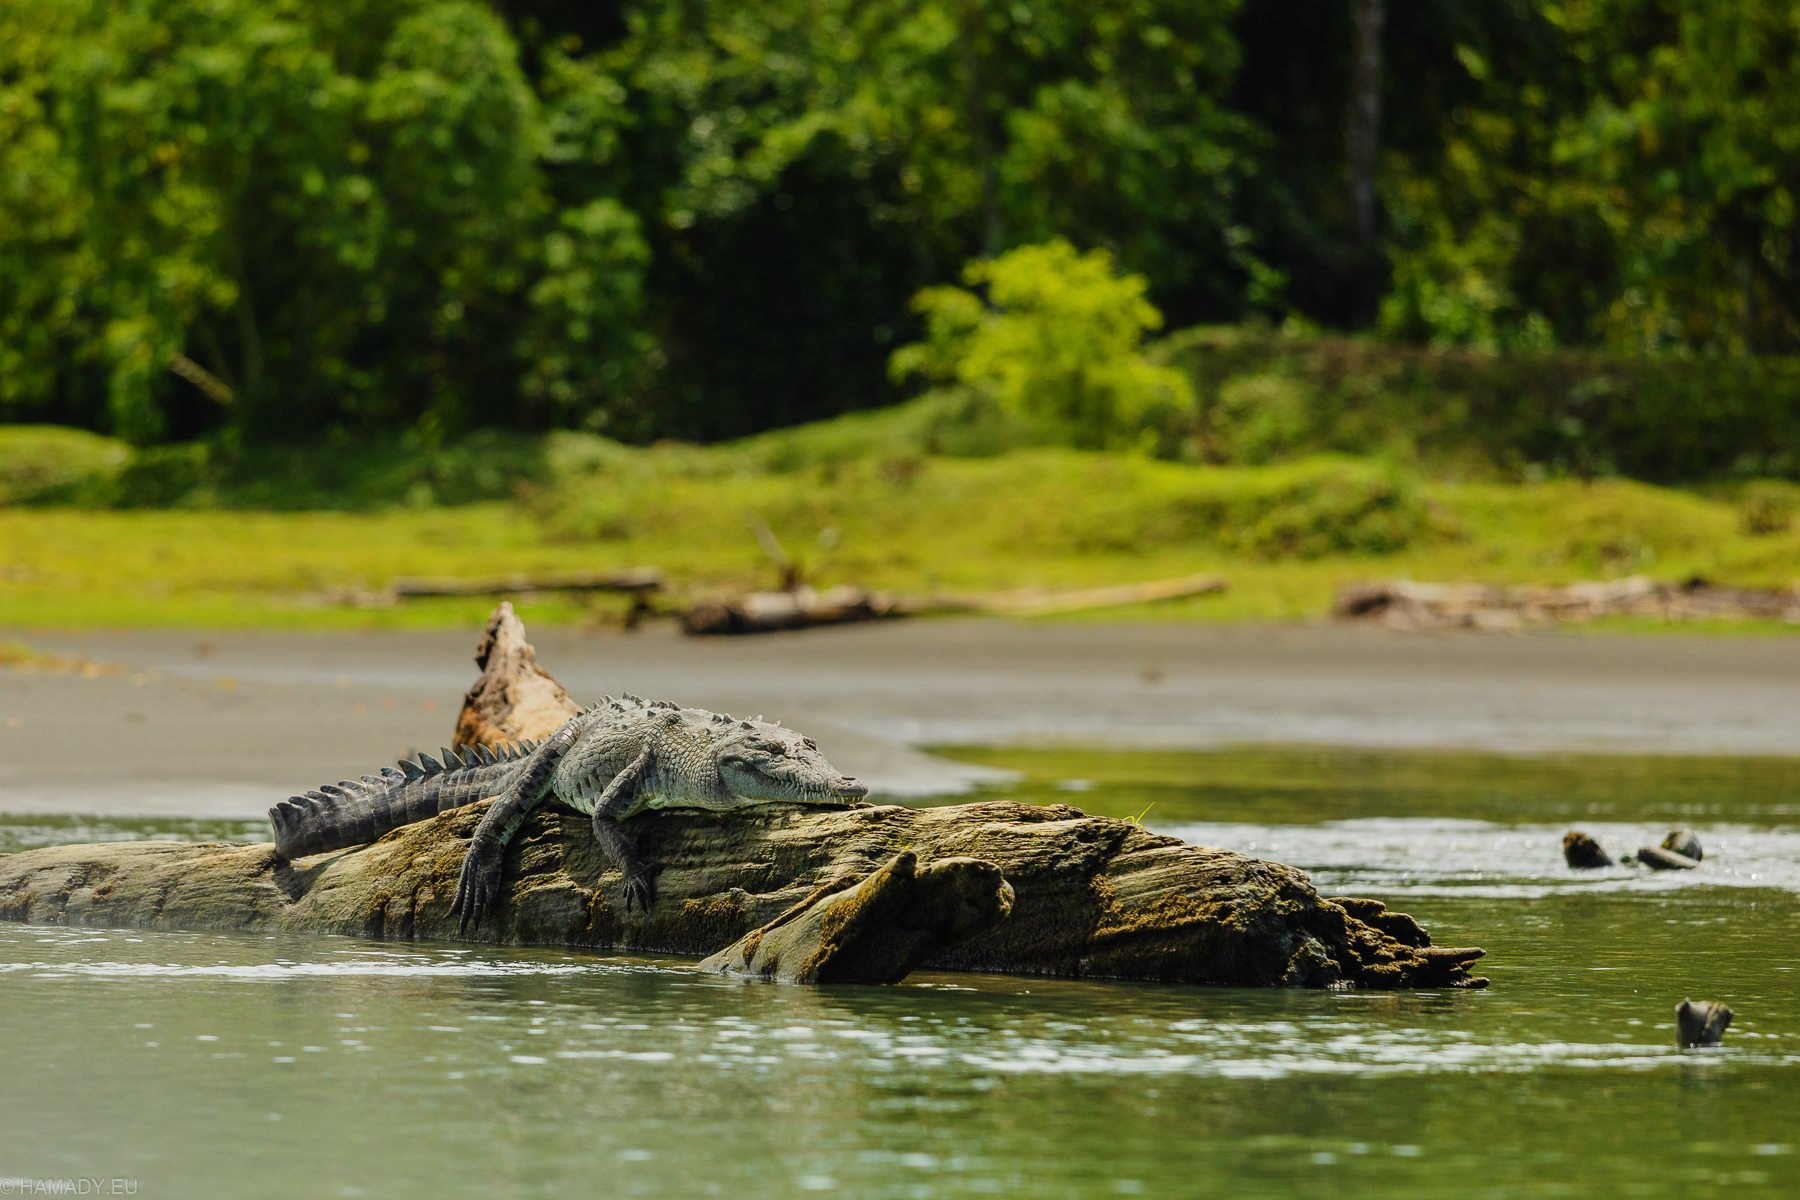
(1161, 818, 1800, 898)
(0, 813, 270, 856)
(3, 746, 1800, 1198)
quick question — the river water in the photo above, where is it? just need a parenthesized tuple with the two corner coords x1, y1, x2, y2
(2, 747, 1797, 1198)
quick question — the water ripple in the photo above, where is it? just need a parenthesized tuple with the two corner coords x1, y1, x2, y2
(1159, 818, 1800, 897)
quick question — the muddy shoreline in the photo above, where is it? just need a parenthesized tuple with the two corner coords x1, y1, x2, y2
(5, 621, 1800, 818)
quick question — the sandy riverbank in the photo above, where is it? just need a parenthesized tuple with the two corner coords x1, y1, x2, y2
(5, 620, 1800, 819)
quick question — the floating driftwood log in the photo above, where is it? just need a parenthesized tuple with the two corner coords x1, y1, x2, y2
(1661, 829, 1703, 861)
(0, 606, 1485, 989)
(1564, 829, 1706, 871)
(1676, 999, 1733, 1047)
(1336, 576, 1800, 631)
(1563, 831, 1612, 869)
(681, 573, 1227, 636)
(1636, 844, 1699, 870)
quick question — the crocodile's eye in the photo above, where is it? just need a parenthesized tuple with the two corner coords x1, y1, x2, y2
(803, 738, 817, 751)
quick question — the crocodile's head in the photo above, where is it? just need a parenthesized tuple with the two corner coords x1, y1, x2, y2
(714, 722, 869, 807)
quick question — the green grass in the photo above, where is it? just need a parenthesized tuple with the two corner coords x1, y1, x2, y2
(3, 433, 1800, 630)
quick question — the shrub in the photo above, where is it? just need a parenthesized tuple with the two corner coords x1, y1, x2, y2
(0, 426, 130, 504)
(890, 241, 1195, 450)
(113, 444, 212, 508)
(1139, 457, 1433, 558)
(1158, 327, 1800, 483)
(1737, 480, 1800, 536)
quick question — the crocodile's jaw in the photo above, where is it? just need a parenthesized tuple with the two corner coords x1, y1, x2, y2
(715, 727, 867, 807)
(718, 759, 868, 806)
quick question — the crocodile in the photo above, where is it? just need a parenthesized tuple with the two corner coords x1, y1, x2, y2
(269, 693, 870, 930)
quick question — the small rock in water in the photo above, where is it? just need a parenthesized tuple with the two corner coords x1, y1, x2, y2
(1661, 829, 1703, 862)
(1676, 999, 1732, 1047)
(1637, 844, 1700, 871)
(1563, 831, 1612, 869)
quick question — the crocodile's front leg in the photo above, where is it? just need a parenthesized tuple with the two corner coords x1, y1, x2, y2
(590, 744, 656, 913)
(451, 723, 581, 932)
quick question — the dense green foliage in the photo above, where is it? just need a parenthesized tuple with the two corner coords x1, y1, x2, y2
(1163, 328, 1800, 483)
(7, 0, 1800, 452)
(0, 0, 645, 444)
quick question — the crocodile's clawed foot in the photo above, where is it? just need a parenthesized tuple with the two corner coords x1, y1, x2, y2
(450, 838, 506, 934)
(622, 870, 657, 914)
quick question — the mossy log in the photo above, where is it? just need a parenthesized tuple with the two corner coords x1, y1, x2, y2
(0, 604, 1489, 989)
(699, 851, 1015, 984)
(0, 796, 1484, 988)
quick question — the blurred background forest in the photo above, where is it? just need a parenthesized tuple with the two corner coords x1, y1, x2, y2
(9, 0, 1800, 450)
(11, 0, 1800, 629)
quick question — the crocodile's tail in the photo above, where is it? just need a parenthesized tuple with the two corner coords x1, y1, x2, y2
(269, 741, 543, 859)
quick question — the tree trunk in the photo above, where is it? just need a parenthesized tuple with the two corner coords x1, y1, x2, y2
(959, 0, 1004, 259)
(1345, 0, 1385, 245)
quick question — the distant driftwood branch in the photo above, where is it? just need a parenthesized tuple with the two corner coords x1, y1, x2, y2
(168, 353, 234, 406)
(681, 572, 1227, 635)
(326, 562, 1224, 633)
(1336, 576, 1800, 631)
(390, 567, 663, 598)
(325, 568, 663, 611)
(0, 602, 1484, 990)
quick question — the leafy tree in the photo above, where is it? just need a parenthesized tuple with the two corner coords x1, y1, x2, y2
(1375, 0, 1800, 356)
(0, 0, 647, 443)
(890, 239, 1193, 449)
(596, 0, 1253, 440)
